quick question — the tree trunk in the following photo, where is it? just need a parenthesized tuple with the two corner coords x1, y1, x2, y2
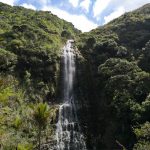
(38, 126, 41, 150)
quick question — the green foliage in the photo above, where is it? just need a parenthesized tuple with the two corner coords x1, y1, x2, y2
(138, 40, 150, 72)
(32, 103, 50, 129)
(133, 122, 150, 150)
(0, 76, 57, 149)
(13, 115, 22, 129)
(76, 3, 150, 150)
(0, 2, 79, 150)
(0, 2, 150, 150)
(32, 103, 51, 150)
(61, 30, 72, 38)
(18, 143, 33, 150)
(0, 2, 79, 103)
(0, 48, 17, 71)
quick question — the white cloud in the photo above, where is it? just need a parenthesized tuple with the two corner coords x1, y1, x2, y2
(21, 3, 36, 10)
(80, 0, 91, 13)
(93, 0, 111, 18)
(38, 0, 48, 5)
(123, 0, 150, 12)
(42, 6, 98, 32)
(116, 0, 150, 12)
(69, 0, 79, 7)
(104, 7, 125, 24)
(92, 0, 150, 24)
(0, 0, 16, 6)
(24, 0, 49, 7)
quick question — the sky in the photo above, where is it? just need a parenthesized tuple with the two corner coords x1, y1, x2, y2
(0, 0, 150, 32)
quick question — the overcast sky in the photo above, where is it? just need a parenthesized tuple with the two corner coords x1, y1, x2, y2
(0, 0, 150, 32)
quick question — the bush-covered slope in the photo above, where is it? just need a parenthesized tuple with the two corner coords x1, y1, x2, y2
(0, 2, 79, 101)
(1, 2, 150, 150)
(0, 2, 79, 149)
(76, 4, 150, 150)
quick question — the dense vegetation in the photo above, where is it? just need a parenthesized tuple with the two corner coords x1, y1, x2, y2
(0, 75, 57, 149)
(0, 2, 79, 149)
(0, 2, 150, 150)
(0, 2, 79, 101)
(76, 4, 150, 150)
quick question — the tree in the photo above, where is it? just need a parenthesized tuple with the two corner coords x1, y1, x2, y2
(86, 37, 96, 48)
(61, 30, 71, 38)
(133, 122, 150, 150)
(0, 48, 17, 72)
(32, 103, 50, 150)
(138, 40, 150, 72)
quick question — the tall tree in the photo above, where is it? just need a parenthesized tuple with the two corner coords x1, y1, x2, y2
(32, 103, 50, 150)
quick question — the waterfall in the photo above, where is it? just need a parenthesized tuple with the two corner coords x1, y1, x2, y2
(55, 40, 86, 150)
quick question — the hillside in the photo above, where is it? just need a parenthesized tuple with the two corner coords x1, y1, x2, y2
(0, 2, 150, 150)
(0, 2, 80, 100)
(0, 2, 79, 149)
(76, 3, 150, 150)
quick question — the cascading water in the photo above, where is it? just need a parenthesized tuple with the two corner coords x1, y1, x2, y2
(55, 40, 86, 150)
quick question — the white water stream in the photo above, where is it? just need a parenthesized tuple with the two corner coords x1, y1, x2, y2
(55, 40, 86, 150)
